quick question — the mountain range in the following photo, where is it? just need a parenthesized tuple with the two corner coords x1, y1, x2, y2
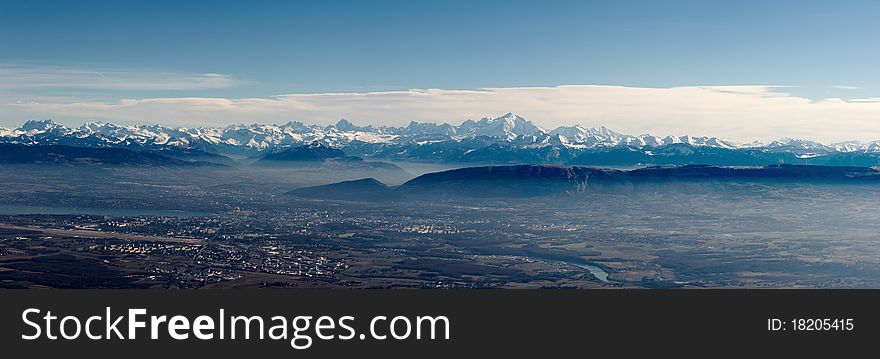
(4, 114, 880, 167)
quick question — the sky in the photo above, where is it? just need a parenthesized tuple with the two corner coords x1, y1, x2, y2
(1, 0, 879, 143)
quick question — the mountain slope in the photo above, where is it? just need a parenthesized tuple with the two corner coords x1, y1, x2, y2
(287, 178, 400, 201)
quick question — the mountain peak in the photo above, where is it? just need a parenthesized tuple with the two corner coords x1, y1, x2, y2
(331, 118, 376, 133)
(463, 113, 546, 139)
(20, 119, 62, 132)
(335, 118, 354, 128)
(767, 137, 829, 153)
(589, 125, 623, 137)
(281, 121, 312, 132)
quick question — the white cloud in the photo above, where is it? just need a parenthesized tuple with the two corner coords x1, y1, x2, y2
(831, 85, 863, 90)
(0, 64, 237, 91)
(7, 85, 880, 143)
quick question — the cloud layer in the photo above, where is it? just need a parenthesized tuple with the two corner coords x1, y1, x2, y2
(5, 84, 880, 143)
(0, 64, 237, 91)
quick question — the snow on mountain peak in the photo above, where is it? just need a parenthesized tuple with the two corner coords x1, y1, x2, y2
(404, 121, 456, 136)
(459, 113, 547, 140)
(768, 137, 828, 148)
(19, 119, 63, 134)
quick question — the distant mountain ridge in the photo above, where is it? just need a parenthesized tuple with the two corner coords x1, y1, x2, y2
(399, 164, 880, 197)
(290, 164, 880, 200)
(4, 114, 880, 167)
(259, 143, 351, 162)
(0, 143, 213, 166)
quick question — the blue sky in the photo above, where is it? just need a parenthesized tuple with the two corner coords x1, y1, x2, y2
(1, 0, 879, 142)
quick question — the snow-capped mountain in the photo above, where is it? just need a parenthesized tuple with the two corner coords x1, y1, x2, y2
(550, 125, 628, 148)
(457, 113, 547, 140)
(2, 114, 879, 164)
(19, 119, 67, 135)
(763, 137, 834, 155)
(402, 121, 456, 136)
(548, 125, 739, 150)
(831, 140, 880, 153)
